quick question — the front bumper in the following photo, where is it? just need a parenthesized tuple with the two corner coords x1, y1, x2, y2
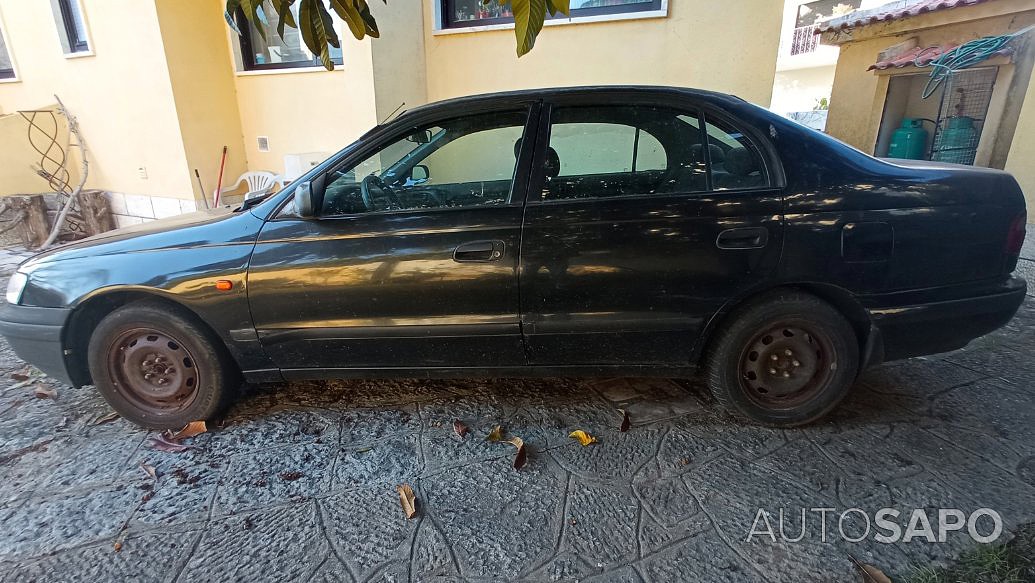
(0, 303, 74, 385)
(867, 276, 1027, 363)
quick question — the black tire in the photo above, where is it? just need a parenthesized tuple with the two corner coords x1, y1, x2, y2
(704, 290, 859, 427)
(87, 301, 238, 429)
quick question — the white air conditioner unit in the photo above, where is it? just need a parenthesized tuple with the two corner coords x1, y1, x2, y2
(283, 152, 331, 181)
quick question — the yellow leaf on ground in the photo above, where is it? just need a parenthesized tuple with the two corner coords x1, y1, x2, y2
(568, 430, 598, 446)
(397, 484, 418, 519)
(485, 425, 504, 442)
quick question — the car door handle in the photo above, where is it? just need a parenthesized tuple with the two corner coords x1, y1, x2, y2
(453, 240, 505, 262)
(716, 227, 769, 250)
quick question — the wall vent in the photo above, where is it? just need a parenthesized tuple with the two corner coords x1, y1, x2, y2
(256, 136, 270, 152)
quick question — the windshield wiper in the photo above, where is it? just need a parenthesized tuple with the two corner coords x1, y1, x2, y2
(236, 191, 273, 212)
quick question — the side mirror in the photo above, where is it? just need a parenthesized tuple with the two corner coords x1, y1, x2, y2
(411, 165, 429, 182)
(294, 181, 315, 218)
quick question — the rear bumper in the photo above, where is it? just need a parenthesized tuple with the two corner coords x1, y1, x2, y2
(866, 276, 1027, 363)
(0, 303, 74, 385)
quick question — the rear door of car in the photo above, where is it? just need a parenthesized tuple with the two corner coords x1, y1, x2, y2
(247, 100, 540, 372)
(518, 92, 785, 366)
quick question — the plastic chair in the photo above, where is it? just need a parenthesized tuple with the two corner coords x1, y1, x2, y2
(219, 171, 284, 202)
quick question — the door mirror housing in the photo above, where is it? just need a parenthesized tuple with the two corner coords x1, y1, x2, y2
(294, 181, 315, 218)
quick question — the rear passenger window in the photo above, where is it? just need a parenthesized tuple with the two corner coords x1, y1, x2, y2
(705, 119, 770, 191)
(543, 106, 707, 201)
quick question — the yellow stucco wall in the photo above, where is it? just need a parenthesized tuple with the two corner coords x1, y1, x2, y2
(0, 0, 193, 198)
(422, 0, 783, 107)
(1005, 80, 1035, 218)
(156, 0, 248, 205)
(824, 5, 1035, 218)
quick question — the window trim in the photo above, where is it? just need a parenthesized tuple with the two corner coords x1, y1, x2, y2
(528, 99, 779, 205)
(434, 0, 668, 33)
(234, 7, 344, 72)
(0, 12, 16, 82)
(56, 0, 90, 54)
(276, 103, 541, 220)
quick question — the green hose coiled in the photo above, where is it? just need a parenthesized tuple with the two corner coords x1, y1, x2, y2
(922, 26, 1034, 99)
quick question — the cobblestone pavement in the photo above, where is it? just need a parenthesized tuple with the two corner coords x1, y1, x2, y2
(0, 240, 1033, 582)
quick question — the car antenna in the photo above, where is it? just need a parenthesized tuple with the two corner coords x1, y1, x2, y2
(380, 102, 406, 125)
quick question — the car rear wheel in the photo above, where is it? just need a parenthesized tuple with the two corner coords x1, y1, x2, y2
(87, 301, 237, 429)
(704, 291, 859, 427)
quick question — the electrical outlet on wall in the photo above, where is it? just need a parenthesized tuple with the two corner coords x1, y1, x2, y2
(137, 167, 148, 180)
(257, 136, 270, 152)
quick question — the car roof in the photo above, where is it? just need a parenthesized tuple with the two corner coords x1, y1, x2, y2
(394, 86, 748, 122)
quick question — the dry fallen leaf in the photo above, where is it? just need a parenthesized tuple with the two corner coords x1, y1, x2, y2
(93, 411, 120, 425)
(147, 434, 194, 453)
(453, 419, 469, 438)
(619, 409, 631, 432)
(165, 420, 207, 442)
(10, 372, 30, 382)
(139, 462, 157, 481)
(113, 541, 122, 553)
(507, 437, 527, 470)
(33, 384, 57, 400)
(397, 484, 418, 519)
(848, 555, 892, 583)
(485, 425, 504, 442)
(568, 430, 598, 447)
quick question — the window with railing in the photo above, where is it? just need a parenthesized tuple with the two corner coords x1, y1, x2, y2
(790, 24, 819, 55)
(789, 0, 860, 55)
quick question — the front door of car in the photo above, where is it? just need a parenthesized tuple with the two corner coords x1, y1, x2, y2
(247, 104, 539, 372)
(519, 98, 784, 365)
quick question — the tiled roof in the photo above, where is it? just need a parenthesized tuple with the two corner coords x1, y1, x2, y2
(867, 41, 1014, 69)
(817, 0, 994, 33)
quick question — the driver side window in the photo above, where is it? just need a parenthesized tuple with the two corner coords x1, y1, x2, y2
(320, 109, 529, 216)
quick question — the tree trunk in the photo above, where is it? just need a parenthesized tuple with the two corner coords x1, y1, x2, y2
(78, 190, 114, 236)
(11, 195, 49, 248)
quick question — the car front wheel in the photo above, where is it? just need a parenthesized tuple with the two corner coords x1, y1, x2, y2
(704, 290, 860, 427)
(87, 301, 237, 429)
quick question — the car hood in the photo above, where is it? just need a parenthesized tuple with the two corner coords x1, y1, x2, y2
(21, 206, 263, 269)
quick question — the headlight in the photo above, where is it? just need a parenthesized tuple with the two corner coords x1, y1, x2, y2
(6, 271, 28, 305)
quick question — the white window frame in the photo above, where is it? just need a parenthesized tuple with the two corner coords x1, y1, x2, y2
(50, 0, 94, 58)
(229, 2, 347, 75)
(0, 9, 18, 83)
(431, 0, 669, 35)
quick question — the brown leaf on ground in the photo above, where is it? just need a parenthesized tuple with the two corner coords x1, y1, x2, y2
(619, 409, 631, 432)
(485, 425, 504, 442)
(568, 430, 598, 446)
(113, 541, 122, 552)
(397, 484, 418, 519)
(848, 555, 893, 583)
(139, 462, 157, 481)
(164, 420, 207, 442)
(147, 434, 194, 453)
(507, 437, 527, 470)
(10, 372, 30, 382)
(453, 419, 469, 438)
(32, 384, 57, 399)
(93, 411, 120, 425)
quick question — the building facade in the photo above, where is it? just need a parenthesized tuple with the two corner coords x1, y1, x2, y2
(0, 0, 783, 226)
(819, 0, 1035, 216)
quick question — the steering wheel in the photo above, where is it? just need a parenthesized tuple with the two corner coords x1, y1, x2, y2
(361, 174, 401, 211)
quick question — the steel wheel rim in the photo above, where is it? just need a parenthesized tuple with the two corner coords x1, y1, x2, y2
(738, 322, 835, 409)
(106, 327, 200, 415)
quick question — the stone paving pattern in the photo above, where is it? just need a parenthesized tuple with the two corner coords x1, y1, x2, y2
(0, 238, 1033, 582)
